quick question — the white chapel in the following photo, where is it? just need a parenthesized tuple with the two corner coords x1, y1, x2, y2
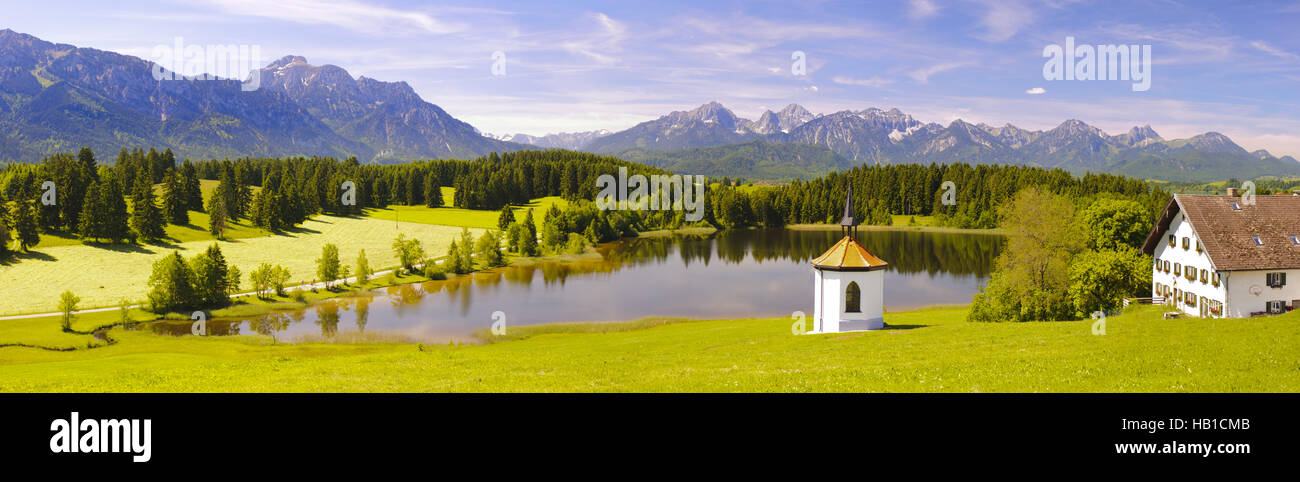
(809, 187, 889, 333)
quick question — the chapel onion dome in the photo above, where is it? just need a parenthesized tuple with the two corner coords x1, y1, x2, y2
(811, 236, 889, 271)
(813, 185, 888, 271)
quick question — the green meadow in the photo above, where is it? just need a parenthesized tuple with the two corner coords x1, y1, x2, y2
(1, 305, 1296, 392)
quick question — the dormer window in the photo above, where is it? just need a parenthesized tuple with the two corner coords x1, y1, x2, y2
(1253, 235, 1264, 246)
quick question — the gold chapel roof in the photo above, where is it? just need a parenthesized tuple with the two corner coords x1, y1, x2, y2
(812, 236, 889, 271)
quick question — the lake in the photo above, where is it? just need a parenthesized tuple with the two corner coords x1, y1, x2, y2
(149, 228, 1004, 342)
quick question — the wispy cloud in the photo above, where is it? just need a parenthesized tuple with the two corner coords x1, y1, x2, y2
(1251, 40, 1299, 60)
(560, 12, 627, 65)
(833, 75, 892, 87)
(198, 0, 462, 35)
(1026, 87, 1046, 94)
(909, 62, 973, 83)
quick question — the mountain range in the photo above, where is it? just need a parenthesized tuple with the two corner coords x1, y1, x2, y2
(2, 29, 1297, 182)
(0, 29, 521, 163)
(526, 102, 1300, 181)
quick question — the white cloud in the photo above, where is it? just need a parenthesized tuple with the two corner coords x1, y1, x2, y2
(908, 0, 939, 19)
(833, 75, 893, 87)
(198, 0, 462, 35)
(1025, 87, 1046, 94)
(975, 0, 1033, 42)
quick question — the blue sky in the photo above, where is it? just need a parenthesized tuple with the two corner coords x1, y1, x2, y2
(6, 0, 1300, 156)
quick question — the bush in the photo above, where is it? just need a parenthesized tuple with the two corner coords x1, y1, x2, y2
(563, 233, 588, 254)
(424, 263, 447, 280)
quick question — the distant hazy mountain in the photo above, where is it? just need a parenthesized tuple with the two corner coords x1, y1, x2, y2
(588, 101, 1300, 182)
(585, 101, 760, 153)
(616, 140, 851, 181)
(0, 30, 521, 163)
(489, 130, 611, 150)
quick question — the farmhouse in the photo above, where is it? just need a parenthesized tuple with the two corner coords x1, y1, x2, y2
(1141, 192, 1300, 317)
(810, 188, 889, 333)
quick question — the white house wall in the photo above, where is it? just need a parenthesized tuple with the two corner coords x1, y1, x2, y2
(1222, 270, 1300, 317)
(813, 269, 884, 332)
(1151, 212, 1227, 317)
(1152, 211, 1299, 317)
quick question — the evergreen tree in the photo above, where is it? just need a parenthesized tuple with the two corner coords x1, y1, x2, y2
(77, 181, 102, 240)
(12, 193, 39, 251)
(404, 171, 422, 206)
(424, 172, 443, 207)
(100, 174, 132, 243)
(162, 168, 188, 225)
(0, 193, 10, 257)
(189, 244, 232, 307)
(207, 187, 228, 239)
(519, 208, 540, 257)
(497, 205, 515, 230)
(130, 170, 166, 241)
(181, 161, 203, 211)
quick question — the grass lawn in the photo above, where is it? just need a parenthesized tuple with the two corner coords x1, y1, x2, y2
(362, 187, 567, 229)
(1, 305, 1297, 392)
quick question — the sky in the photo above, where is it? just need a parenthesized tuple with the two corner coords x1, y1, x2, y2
(4, 0, 1300, 156)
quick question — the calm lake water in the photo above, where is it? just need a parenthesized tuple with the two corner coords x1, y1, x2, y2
(150, 229, 1003, 342)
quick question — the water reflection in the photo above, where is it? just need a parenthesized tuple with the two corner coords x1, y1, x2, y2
(148, 229, 1002, 343)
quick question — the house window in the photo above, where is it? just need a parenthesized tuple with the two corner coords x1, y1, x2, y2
(1267, 300, 1285, 314)
(1182, 237, 1190, 250)
(1200, 269, 1208, 283)
(1163, 260, 1170, 273)
(845, 281, 861, 313)
(1174, 263, 1181, 276)
(1185, 292, 1196, 307)
(1196, 240, 1203, 253)
(1168, 235, 1175, 247)
(1266, 273, 1287, 288)
(1253, 236, 1264, 246)
(1211, 272, 1220, 287)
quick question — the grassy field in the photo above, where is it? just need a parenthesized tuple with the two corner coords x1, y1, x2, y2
(1, 305, 1296, 392)
(0, 216, 478, 315)
(363, 187, 567, 229)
